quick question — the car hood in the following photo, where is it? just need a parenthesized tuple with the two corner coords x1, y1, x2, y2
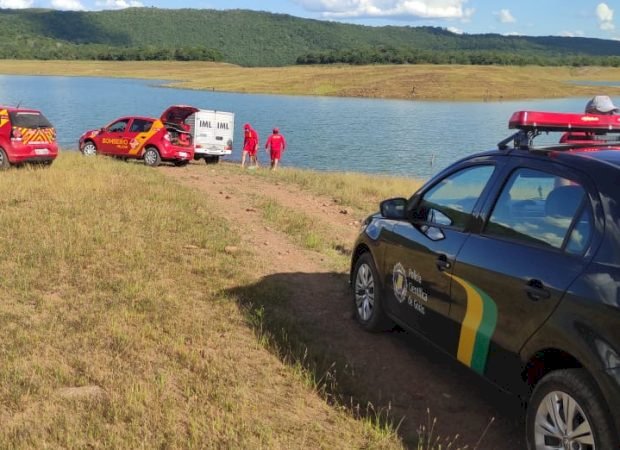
(161, 105, 199, 124)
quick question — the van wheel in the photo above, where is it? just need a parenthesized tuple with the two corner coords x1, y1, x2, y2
(352, 253, 393, 332)
(526, 369, 617, 450)
(143, 147, 161, 167)
(81, 141, 97, 156)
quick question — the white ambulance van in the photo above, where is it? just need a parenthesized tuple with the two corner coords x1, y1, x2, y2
(188, 109, 235, 164)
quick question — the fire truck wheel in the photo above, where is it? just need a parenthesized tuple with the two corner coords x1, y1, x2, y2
(81, 141, 97, 156)
(0, 148, 9, 170)
(143, 147, 161, 167)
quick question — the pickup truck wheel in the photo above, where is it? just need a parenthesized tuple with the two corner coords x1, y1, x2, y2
(352, 253, 393, 332)
(81, 141, 97, 156)
(0, 148, 9, 169)
(527, 368, 617, 450)
(143, 147, 161, 167)
(204, 156, 219, 164)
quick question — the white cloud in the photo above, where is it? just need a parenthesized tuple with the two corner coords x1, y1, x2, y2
(96, 0, 143, 9)
(495, 9, 515, 24)
(601, 21, 615, 31)
(560, 30, 585, 37)
(503, 31, 521, 36)
(0, 0, 33, 8)
(597, 3, 615, 31)
(597, 3, 613, 21)
(294, 0, 474, 20)
(447, 26, 463, 34)
(52, 0, 85, 10)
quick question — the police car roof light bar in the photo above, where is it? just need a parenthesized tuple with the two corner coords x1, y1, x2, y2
(509, 111, 620, 133)
(498, 111, 620, 151)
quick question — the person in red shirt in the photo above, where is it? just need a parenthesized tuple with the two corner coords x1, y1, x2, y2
(265, 128, 287, 171)
(241, 123, 259, 168)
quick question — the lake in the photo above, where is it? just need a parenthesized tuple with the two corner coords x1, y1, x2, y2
(0, 75, 596, 178)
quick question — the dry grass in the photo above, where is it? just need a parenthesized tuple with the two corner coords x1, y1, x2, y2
(0, 153, 402, 448)
(221, 162, 424, 213)
(1, 60, 620, 100)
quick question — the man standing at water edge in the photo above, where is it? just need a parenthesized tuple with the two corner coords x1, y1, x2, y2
(265, 128, 286, 171)
(241, 123, 259, 168)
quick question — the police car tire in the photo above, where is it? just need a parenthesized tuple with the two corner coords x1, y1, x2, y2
(352, 253, 393, 332)
(526, 368, 618, 450)
(143, 147, 161, 167)
(0, 148, 9, 169)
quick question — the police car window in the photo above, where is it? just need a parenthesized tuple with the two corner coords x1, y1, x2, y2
(416, 165, 495, 230)
(108, 120, 128, 133)
(485, 168, 591, 252)
(130, 119, 153, 133)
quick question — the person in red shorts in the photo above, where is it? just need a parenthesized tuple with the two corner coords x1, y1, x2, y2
(241, 123, 259, 168)
(265, 127, 287, 171)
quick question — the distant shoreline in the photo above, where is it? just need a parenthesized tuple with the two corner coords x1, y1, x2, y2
(1, 60, 620, 101)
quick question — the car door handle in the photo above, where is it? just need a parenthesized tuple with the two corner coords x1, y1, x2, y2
(525, 279, 550, 301)
(436, 254, 451, 272)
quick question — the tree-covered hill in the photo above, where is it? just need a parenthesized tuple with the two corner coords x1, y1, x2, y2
(1, 7, 620, 66)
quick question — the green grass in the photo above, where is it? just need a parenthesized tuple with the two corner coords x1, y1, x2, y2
(221, 162, 424, 213)
(0, 153, 403, 448)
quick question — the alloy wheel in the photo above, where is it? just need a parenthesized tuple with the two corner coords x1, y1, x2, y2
(355, 263, 375, 321)
(534, 391, 595, 450)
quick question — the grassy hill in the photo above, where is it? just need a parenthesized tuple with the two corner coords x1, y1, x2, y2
(0, 153, 408, 448)
(1, 8, 620, 66)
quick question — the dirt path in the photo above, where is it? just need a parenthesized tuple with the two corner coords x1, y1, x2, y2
(161, 163, 525, 449)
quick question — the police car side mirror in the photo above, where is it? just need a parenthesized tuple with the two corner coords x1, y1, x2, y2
(380, 197, 407, 220)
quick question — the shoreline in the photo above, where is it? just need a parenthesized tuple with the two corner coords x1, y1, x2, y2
(1, 60, 620, 101)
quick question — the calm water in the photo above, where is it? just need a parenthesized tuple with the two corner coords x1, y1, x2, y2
(0, 75, 595, 178)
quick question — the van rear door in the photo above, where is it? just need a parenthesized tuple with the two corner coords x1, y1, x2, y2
(192, 110, 235, 156)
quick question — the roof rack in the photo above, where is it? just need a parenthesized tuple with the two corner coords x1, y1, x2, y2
(498, 111, 620, 151)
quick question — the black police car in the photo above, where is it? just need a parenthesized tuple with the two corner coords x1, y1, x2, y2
(350, 111, 620, 449)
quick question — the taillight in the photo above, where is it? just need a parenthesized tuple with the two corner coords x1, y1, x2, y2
(11, 127, 22, 140)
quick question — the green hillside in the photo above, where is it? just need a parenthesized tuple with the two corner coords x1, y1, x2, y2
(1, 7, 620, 66)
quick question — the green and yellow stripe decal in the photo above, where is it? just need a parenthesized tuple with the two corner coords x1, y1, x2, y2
(449, 275, 498, 374)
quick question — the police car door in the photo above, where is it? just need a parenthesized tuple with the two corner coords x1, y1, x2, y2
(450, 160, 597, 383)
(382, 163, 497, 349)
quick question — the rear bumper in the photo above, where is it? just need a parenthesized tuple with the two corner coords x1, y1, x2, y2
(8, 142, 58, 163)
(160, 142, 193, 161)
(194, 149, 232, 157)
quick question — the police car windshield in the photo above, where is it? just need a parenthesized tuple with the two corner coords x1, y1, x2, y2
(9, 111, 53, 129)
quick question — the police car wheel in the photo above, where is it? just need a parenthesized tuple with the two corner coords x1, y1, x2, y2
(143, 147, 161, 167)
(352, 253, 393, 332)
(526, 369, 617, 450)
(81, 141, 97, 156)
(0, 148, 9, 169)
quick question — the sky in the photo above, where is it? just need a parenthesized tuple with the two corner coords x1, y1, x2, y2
(1, 0, 619, 41)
